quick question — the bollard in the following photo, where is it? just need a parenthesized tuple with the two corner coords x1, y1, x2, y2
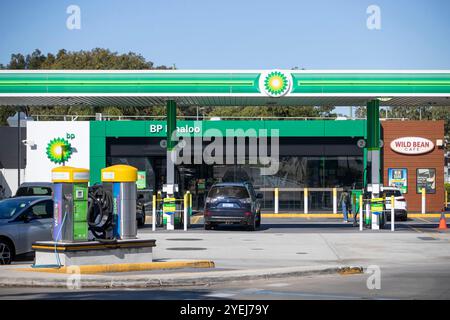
(152, 194, 156, 231)
(391, 195, 395, 232)
(359, 194, 363, 231)
(274, 188, 279, 214)
(187, 191, 192, 228)
(422, 188, 426, 214)
(365, 202, 371, 226)
(445, 189, 448, 209)
(304, 188, 309, 214)
(183, 193, 188, 231)
(333, 188, 338, 214)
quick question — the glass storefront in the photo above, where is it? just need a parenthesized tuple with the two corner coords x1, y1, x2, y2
(106, 137, 364, 212)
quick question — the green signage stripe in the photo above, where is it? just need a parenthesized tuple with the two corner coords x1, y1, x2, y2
(0, 80, 255, 86)
(298, 80, 450, 86)
(291, 73, 450, 94)
(0, 72, 261, 94)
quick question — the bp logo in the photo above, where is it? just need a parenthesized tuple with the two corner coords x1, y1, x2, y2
(260, 70, 292, 97)
(46, 138, 73, 164)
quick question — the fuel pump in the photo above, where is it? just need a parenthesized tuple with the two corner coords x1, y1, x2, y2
(366, 184, 386, 230)
(101, 165, 138, 239)
(52, 166, 90, 242)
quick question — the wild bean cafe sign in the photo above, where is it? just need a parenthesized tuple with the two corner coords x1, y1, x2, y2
(390, 137, 434, 155)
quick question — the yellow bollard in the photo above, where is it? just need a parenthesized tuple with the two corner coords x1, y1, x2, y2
(445, 189, 448, 208)
(304, 188, 309, 214)
(152, 194, 156, 231)
(391, 195, 395, 232)
(422, 188, 426, 214)
(333, 188, 338, 214)
(183, 193, 188, 231)
(274, 188, 279, 214)
(359, 194, 363, 231)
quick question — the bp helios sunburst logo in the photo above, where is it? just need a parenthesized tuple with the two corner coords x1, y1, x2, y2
(260, 70, 292, 97)
(46, 138, 73, 164)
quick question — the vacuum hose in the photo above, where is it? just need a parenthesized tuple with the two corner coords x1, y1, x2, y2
(87, 184, 115, 240)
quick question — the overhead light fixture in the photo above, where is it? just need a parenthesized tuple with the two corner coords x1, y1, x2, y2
(377, 97, 392, 102)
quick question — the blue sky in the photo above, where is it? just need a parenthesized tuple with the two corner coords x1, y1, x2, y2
(1, 0, 450, 69)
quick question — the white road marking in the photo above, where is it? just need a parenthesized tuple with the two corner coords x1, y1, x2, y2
(266, 283, 290, 288)
(204, 292, 236, 298)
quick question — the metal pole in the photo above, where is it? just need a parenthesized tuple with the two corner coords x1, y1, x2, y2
(166, 100, 177, 192)
(422, 188, 426, 214)
(304, 188, 308, 214)
(152, 194, 156, 231)
(391, 195, 395, 232)
(359, 194, 363, 231)
(333, 188, 337, 214)
(184, 193, 188, 231)
(274, 188, 279, 214)
(17, 110, 21, 189)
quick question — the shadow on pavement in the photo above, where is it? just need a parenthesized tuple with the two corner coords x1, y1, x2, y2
(0, 288, 228, 300)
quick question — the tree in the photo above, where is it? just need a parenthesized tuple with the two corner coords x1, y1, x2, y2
(355, 106, 450, 137)
(0, 48, 172, 124)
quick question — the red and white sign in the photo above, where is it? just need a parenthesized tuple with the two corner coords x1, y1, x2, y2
(390, 137, 434, 155)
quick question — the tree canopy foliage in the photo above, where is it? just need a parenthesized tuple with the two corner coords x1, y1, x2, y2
(356, 105, 450, 140)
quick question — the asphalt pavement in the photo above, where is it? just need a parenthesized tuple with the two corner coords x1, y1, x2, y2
(1, 216, 449, 300)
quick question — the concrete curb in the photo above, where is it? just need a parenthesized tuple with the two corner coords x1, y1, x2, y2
(0, 265, 349, 289)
(18, 260, 215, 274)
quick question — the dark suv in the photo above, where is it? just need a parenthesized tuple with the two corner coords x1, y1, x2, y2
(204, 182, 263, 231)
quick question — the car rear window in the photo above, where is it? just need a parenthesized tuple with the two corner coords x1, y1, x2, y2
(208, 186, 250, 199)
(384, 190, 402, 197)
(16, 187, 52, 196)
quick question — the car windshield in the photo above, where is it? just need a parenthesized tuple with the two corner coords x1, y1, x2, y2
(16, 186, 52, 196)
(0, 198, 32, 219)
(208, 186, 250, 199)
(384, 190, 402, 197)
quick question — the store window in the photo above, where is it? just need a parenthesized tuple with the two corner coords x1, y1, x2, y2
(416, 168, 436, 194)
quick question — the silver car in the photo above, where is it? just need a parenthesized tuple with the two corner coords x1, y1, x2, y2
(0, 196, 53, 264)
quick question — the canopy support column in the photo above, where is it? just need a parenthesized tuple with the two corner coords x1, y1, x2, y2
(366, 99, 381, 187)
(166, 100, 177, 196)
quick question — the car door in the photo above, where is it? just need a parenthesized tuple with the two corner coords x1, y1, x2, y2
(20, 200, 53, 252)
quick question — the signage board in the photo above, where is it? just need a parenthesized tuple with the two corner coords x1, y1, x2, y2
(416, 168, 436, 194)
(390, 137, 434, 155)
(136, 171, 146, 190)
(163, 197, 177, 215)
(388, 168, 408, 193)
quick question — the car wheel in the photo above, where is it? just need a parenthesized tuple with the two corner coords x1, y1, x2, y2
(0, 240, 13, 265)
(204, 223, 212, 230)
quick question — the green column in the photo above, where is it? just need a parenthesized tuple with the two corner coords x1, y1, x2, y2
(366, 99, 381, 186)
(166, 100, 177, 151)
(367, 100, 380, 150)
(166, 100, 177, 193)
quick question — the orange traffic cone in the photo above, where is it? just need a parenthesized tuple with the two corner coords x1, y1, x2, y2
(438, 210, 448, 230)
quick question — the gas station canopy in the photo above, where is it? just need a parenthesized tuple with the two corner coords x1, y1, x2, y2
(0, 70, 450, 107)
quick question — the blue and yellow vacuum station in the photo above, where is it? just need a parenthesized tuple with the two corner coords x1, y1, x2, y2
(101, 165, 138, 240)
